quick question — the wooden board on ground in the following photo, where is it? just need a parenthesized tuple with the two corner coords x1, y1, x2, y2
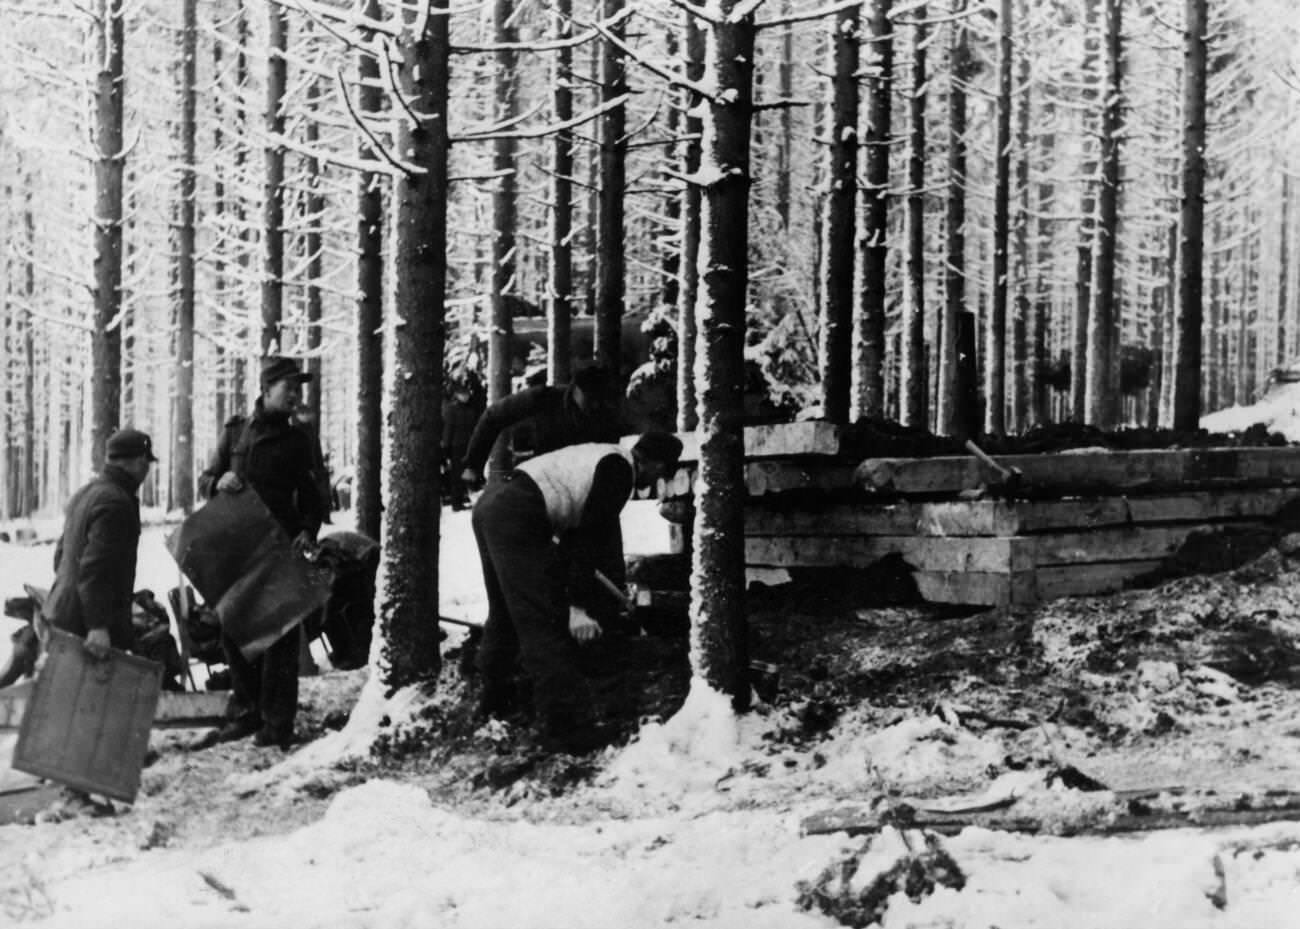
(856, 446, 1300, 497)
(912, 560, 1166, 607)
(802, 790, 1300, 838)
(743, 487, 1300, 538)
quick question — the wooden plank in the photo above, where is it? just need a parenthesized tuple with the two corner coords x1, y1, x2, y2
(1027, 524, 1223, 566)
(913, 559, 1165, 606)
(856, 446, 1300, 496)
(674, 421, 842, 463)
(743, 488, 1300, 538)
(744, 535, 1032, 573)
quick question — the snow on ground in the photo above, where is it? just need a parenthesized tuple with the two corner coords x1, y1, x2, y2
(1201, 379, 1300, 441)
(6, 498, 1300, 926)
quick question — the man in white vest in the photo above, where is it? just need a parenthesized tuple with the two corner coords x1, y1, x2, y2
(471, 430, 683, 754)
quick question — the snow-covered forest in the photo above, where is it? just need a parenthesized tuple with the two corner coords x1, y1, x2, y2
(3, 0, 1298, 518)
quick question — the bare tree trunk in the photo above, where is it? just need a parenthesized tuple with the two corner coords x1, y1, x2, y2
(305, 78, 325, 420)
(595, 0, 627, 379)
(775, 6, 794, 230)
(486, 0, 518, 481)
(1172, 0, 1207, 431)
(549, 0, 574, 386)
(1071, 0, 1100, 421)
(1011, 6, 1031, 434)
(261, 4, 287, 353)
(692, 1, 756, 710)
(1032, 95, 1055, 428)
(938, 2, 972, 437)
(1085, 0, 1122, 428)
(381, 4, 451, 689)
(173, 0, 197, 511)
(1277, 173, 1290, 366)
(856, 0, 892, 419)
(986, 0, 1013, 436)
(817, 4, 860, 424)
(676, 11, 704, 433)
(902, 4, 928, 429)
(91, 0, 126, 465)
(355, 0, 385, 542)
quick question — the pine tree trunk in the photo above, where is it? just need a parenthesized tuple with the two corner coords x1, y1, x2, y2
(1032, 94, 1055, 428)
(1072, 0, 1100, 422)
(938, 2, 972, 437)
(549, 0, 575, 386)
(691, 1, 756, 711)
(355, 0, 385, 543)
(1011, 7, 1031, 434)
(1277, 173, 1290, 366)
(775, 6, 794, 230)
(173, 0, 197, 511)
(856, 0, 891, 420)
(676, 11, 705, 433)
(381, 5, 451, 689)
(902, 4, 928, 429)
(817, 5, 860, 424)
(261, 4, 287, 353)
(1085, 0, 1122, 428)
(595, 0, 627, 379)
(486, 0, 518, 482)
(305, 79, 325, 422)
(1172, 0, 1207, 431)
(987, 0, 1013, 436)
(92, 0, 126, 465)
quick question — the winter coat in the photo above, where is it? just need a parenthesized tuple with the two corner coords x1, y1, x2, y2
(198, 399, 326, 541)
(441, 397, 480, 464)
(43, 464, 142, 650)
(460, 384, 622, 474)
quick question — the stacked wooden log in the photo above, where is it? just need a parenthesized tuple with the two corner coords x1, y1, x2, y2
(662, 423, 1300, 607)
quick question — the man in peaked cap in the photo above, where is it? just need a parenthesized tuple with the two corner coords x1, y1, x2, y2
(39, 427, 157, 819)
(196, 356, 327, 750)
(44, 428, 158, 659)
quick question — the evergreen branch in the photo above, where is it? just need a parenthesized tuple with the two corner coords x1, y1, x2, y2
(333, 67, 416, 177)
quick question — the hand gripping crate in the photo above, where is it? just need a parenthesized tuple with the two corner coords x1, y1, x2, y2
(12, 629, 162, 803)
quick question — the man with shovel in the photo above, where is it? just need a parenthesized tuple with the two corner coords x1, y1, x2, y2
(471, 431, 682, 754)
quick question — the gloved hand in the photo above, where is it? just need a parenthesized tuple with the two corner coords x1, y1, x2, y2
(84, 627, 111, 661)
(568, 606, 602, 644)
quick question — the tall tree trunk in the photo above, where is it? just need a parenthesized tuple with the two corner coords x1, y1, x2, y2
(486, 0, 518, 482)
(1032, 93, 1055, 428)
(986, 0, 1013, 436)
(261, 4, 288, 353)
(1172, 0, 1207, 430)
(595, 0, 627, 379)
(902, 3, 928, 429)
(1071, 0, 1100, 421)
(355, 0, 385, 542)
(856, 0, 892, 419)
(1160, 218, 1177, 422)
(1085, 0, 1122, 428)
(549, 0, 574, 386)
(938, 2, 973, 437)
(1277, 173, 1290, 366)
(92, 0, 126, 465)
(1012, 5, 1031, 433)
(817, 4, 860, 424)
(305, 78, 325, 422)
(173, 0, 197, 511)
(381, 3, 451, 689)
(692, 1, 756, 711)
(775, 6, 794, 230)
(676, 11, 705, 433)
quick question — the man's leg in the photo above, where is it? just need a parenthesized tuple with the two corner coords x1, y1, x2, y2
(472, 495, 521, 716)
(209, 633, 263, 743)
(257, 623, 301, 747)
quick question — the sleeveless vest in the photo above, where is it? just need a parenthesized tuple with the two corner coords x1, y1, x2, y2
(516, 443, 633, 531)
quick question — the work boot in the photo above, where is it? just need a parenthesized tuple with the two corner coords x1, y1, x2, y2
(478, 679, 520, 721)
(190, 716, 261, 751)
(39, 787, 114, 823)
(253, 726, 295, 750)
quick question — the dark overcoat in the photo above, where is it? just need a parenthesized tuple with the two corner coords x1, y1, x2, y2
(43, 464, 141, 649)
